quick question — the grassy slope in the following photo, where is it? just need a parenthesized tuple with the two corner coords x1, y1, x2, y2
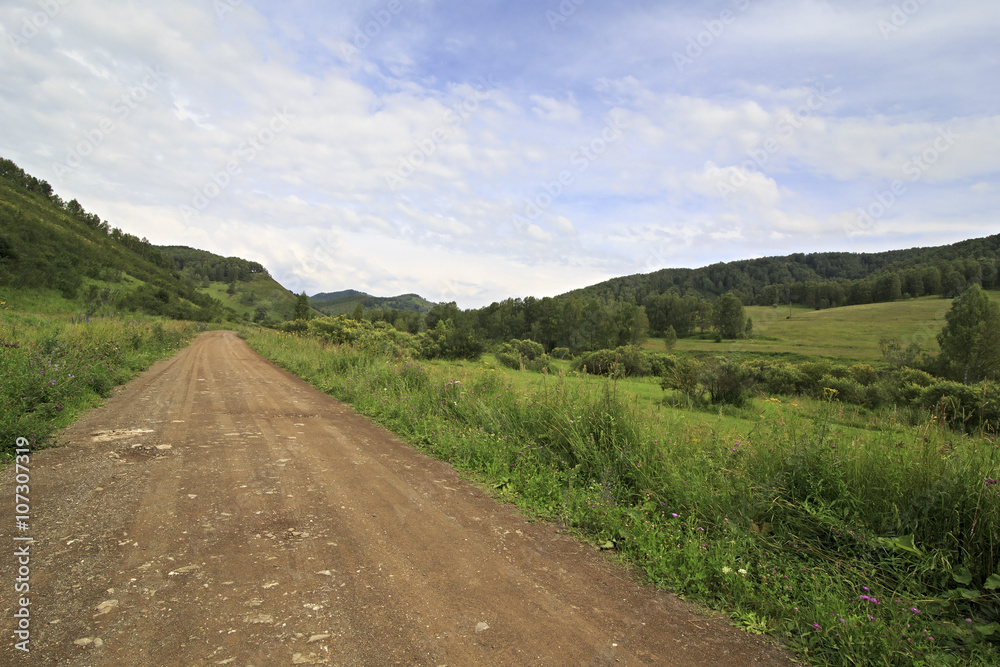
(0, 181, 209, 316)
(643, 292, 1000, 361)
(197, 274, 300, 321)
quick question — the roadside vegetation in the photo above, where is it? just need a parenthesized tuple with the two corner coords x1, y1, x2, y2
(248, 308, 1000, 665)
(0, 290, 197, 455)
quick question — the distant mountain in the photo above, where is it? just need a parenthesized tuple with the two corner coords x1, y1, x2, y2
(310, 289, 365, 301)
(309, 290, 436, 316)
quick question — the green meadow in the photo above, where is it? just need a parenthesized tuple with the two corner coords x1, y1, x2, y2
(646, 297, 963, 360)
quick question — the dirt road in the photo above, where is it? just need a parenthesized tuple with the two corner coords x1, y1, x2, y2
(2, 331, 793, 665)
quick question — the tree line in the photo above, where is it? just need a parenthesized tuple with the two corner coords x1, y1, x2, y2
(567, 237, 999, 309)
(159, 245, 269, 284)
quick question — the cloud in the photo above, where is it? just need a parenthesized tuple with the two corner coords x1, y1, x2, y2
(1, 0, 997, 308)
(529, 93, 581, 123)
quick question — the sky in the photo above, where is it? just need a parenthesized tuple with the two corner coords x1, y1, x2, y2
(2, 0, 998, 308)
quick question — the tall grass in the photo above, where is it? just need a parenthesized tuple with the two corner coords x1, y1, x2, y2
(0, 304, 197, 453)
(248, 330, 1000, 665)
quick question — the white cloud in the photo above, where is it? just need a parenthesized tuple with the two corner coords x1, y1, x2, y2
(1, 0, 997, 307)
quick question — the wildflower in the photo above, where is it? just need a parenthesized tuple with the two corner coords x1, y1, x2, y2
(738, 568, 747, 576)
(722, 566, 732, 575)
(910, 608, 921, 614)
(812, 623, 822, 630)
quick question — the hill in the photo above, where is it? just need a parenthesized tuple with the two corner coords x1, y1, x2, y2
(564, 235, 1000, 308)
(0, 158, 231, 321)
(157, 245, 303, 324)
(310, 290, 436, 316)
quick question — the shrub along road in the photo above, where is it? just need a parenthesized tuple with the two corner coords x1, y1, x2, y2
(1, 331, 792, 665)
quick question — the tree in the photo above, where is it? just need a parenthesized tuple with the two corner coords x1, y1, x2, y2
(937, 284, 1000, 383)
(712, 292, 746, 339)
(351, 302, 364, 322)
(663, 325, 677, 351)
(879, 336, 921, 370)
(294, 292, 312, 320)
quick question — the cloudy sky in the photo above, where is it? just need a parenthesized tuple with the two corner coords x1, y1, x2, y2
(2, 0, 998, 307)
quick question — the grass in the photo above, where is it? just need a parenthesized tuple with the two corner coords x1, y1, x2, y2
(196, 273, 298, 321)
(247, 329, 1000, 666)
(0, 288, 198, 455)
(645, 297, 963, 361)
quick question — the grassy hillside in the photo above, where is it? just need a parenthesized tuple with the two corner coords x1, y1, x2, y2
(638, 293, 1000, 361)
(0, 162, 230, 321)
(310, 290, 436, 316)
(157, 245, 303, 324)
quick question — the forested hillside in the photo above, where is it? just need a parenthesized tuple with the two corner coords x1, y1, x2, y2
(565, 236, 1000, 308)
(0, 157, 231, 321)
(310, 290, 436, 316)
(157, 245, 300, 325)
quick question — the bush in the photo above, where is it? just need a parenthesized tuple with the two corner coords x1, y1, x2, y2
(699, 357, 752, 407)
(658, 356, 704, 403)
(574, 346, 652, 378)
(278, 318, 310, 333)
(848, 363, 879, 386)
(525, 354, 552, 373)
(740, 359, 808, 395)
(914, 380, 1000, 431)
(550, 347, 570, 360)
(494, 339, 547, 371)
(818, 374, 862, 404)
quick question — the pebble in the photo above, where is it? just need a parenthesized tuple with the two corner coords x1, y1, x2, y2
(95, 600, 119, 615)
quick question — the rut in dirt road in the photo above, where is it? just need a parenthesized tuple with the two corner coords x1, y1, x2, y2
(2, 331, 793, 665)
